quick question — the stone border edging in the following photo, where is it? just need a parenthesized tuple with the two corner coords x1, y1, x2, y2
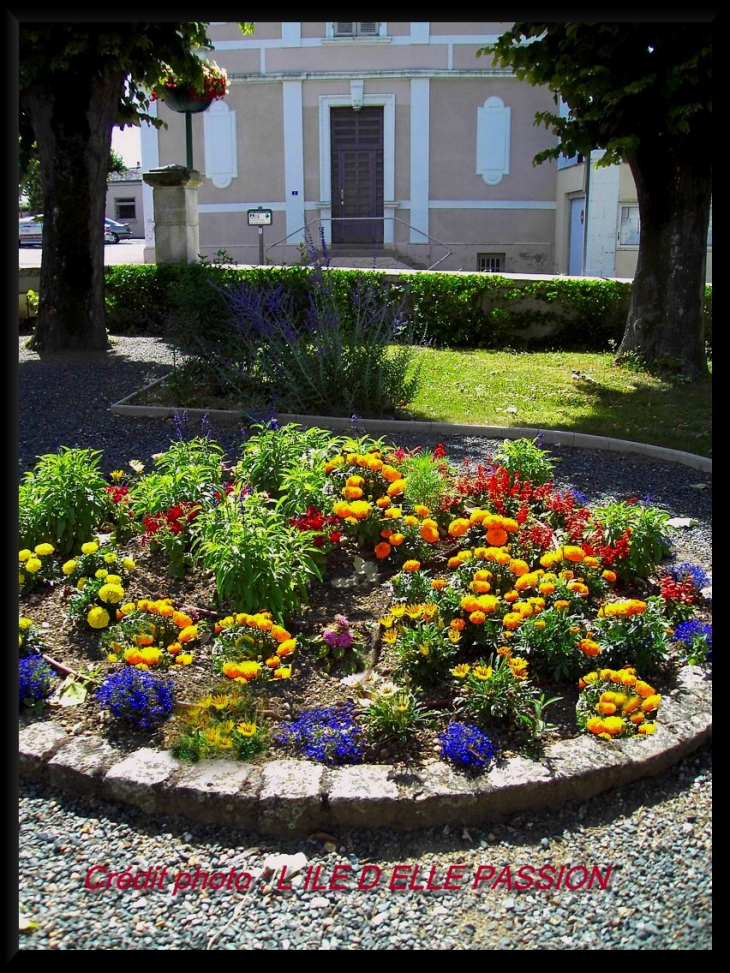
(19, 668, 711, 834)
(110, 376, 711, 472)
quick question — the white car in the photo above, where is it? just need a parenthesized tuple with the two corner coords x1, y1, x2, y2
(19, 216, 133, 246)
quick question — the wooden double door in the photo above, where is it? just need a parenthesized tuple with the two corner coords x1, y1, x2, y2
(330, 107, 384, 245)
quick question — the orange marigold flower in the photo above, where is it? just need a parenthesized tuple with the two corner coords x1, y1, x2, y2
(471, 580, 491, 594)
(390, 533, 405, 547)
(270, 625, 292, 642)
(265, 656, 281, 669)
(486, 528, 508, 547)
(402, 560, 421, 572)
(503, 590, 519, 603)
(597, 701, 617, 716)
(637, 722, 656, 735)
(343, 486, 364, 500)
(277, 639, 296, 657)
(635, 681, 655, 698)
(381, 464, 402, 483)
(602, 570, 617, 583)
(387, 479, 407, 497)
(173, 611, 194, 629)
(178, 625, 198, 643)
(563, 545, 586, 563)
(273, 667, 292, 680)
(554, 600, 570, 610)
(420, 525, 440, 544)
(431, 579, 448, 590)
(502, 612, 522, 630)
(376, 496, 391, 509)
(375, 542, 392, 559)
(641, 694, 661, 713)
(584, 556, 599, 568)
(134, 634, 155, 647)
(414, 505, 430, 517)
(469, 610, 487, 625)
(509, 559, 530, 577)
(450, 618, 466, 631)
(167, 642, 182, 656)
(448, 519, 471, 538)
(579, 638, 601, 657)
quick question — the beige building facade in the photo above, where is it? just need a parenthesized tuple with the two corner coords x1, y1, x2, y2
(143, 22, 560, 271)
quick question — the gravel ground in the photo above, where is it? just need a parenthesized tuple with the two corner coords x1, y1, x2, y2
(17, 334, 712, 951)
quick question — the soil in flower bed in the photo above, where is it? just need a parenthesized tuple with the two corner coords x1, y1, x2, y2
(19, 535, 702, 769)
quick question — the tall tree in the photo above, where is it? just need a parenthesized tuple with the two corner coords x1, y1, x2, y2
(19, 23, 253, 352)
(483, 23, 712, 380)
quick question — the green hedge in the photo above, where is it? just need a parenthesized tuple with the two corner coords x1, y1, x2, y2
(103, 265, 713, 351)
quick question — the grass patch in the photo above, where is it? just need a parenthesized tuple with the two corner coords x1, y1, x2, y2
(403, 349, 711, 457)
(137, 349, 711, 458)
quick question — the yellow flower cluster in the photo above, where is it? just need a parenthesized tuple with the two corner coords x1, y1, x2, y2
(597, 600, 648, 618)
(578, 667, 660, 740)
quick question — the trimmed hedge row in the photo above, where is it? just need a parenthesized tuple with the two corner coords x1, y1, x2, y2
(104, 264, 713, 351)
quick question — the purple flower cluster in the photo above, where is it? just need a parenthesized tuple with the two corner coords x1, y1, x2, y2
(664, 562, 710, 593)
(322, 615, 354, 650)
(673, 620, 713, 660)
(19, 657, 57, 707)
(439, 722, 496, 770)
(277, 704, 364, 764)
(96, 669, 175, 730)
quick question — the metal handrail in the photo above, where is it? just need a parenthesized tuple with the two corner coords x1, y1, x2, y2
(263, 215, 452, 271)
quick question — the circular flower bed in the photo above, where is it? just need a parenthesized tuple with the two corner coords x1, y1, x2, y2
(18, 427, 712, 772)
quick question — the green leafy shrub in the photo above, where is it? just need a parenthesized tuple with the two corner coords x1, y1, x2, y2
(590, 500, 672, 581)
(493, 436, 555, 486)
(19, 448, 109, 557)
(593, 599, 669, 674)
(362, 687, 429, 744)
(194, 490, 323, 618)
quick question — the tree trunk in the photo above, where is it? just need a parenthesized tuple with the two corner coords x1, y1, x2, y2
(618, 141, 711, 380)
(21, 70, 126, 352)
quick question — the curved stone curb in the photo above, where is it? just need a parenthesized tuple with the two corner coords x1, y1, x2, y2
(19, 668, 711, 835)
(110, 379, 711, 472)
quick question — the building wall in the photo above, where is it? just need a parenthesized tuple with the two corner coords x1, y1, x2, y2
(105, 178, 145, 237)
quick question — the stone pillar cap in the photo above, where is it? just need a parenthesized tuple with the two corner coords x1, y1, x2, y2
(143, 165, 206, 188)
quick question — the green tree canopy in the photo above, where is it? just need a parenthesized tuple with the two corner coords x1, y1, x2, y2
(483, 23, 713, 379)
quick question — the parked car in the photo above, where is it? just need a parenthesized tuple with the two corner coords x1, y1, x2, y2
(19, 215, 133, 246)
(104, 218, 133, 243)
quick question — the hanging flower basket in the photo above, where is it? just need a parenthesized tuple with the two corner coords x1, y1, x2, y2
(151, 59, 229, 112)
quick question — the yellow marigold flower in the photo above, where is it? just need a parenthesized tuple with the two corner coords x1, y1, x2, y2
(349, 500, 372, 520)
(140, 647, 163, 666)
(375, 496, 392, 509)
(76, 577, 87, 591)
(513, 602, 533, 617)
(273, 667, 292, 679)
(622, 697, 642, 715)
(641, 694, 661, 713)
(469, 610, 487, 625)
(343, 486, 364, 500)
(19, 549, 32, 562)
(477, 595, 499, 613)
(387, 479, 407, 497)
(122, 557, 136, 572)
(25, 557, 42, 574)
(384, 507, 403, 520)
(277, 638, 296, 657)
(389, 532, 405, 547)
(414, 504, 430, 517)
(34, 543, 54, 556)
(381, 464, 402, 483)
(81, 542, 99, 555)
(509, 559, 530, 577)
(635, 681, 655, 699)
(98, 583, 125, 604)
(630, 712, 645, 725)
(102, 552, 117, 564)
(403, 516, 418, 527)
(502, 612, 522, 630)
(473, 665, 493, 681)
(333, 501, 352, 518)
(106, 653, 119, 663)
(597, 701, 617, 716)
(173, 653, 193, 666)
(554, 600, 570, 610)
(538, 582, 555, 594)
(452, 664, 471, 678)
(87, 606, 110, 629)
(94, 569, 108, 580)
(346, 475, 365, 487)
(637, 722, 657, 735)
(602, 570, 617, 583)
(563, 545, 586, 563)
(503, 590, 519, 603)
(178, 625, 198, 643)
(584, 556, 599, 568)
(534, 620, 546, 630)
(601, 716, 625, 736)
(540, 551, 559, 568)
(167, 642, 182, 656)
(431, 579, 448, 590)
(402, 560, 421, 572)
(448, 557, 462, 569)
(586, 717, 605, 735)
(471, 579, 492, 594)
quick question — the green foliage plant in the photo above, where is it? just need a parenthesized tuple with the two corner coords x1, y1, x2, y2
(511, 606, 592, 682)
(593, 600, 669, 675)
(19, 448, 109, 557)
(194, 490, 323, 619)
(391, 619, 460, 686)
(453, 654, 560, 739)
(169, 689, 269, 762)
(590, 500, 672, 581)
(362, 687, 429, 744)
(493, 437, 555, 486)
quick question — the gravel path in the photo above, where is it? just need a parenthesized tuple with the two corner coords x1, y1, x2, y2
(17, 335, 712, 950)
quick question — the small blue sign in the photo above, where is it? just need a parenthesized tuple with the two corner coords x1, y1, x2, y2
(291, 190, 299, 195)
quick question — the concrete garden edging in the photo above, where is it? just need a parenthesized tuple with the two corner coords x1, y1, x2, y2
(110, 376, 712, 473)
(19, 667, 711, 835)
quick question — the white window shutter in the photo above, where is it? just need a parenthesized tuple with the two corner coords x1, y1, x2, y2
(203, 101, 238, 190)
(476, 96, 511, 186)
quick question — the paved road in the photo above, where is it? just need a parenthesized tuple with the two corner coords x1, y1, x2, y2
(19, 241, 146, 268)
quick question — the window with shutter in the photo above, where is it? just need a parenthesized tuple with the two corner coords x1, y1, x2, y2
(332, 22, 382, 37)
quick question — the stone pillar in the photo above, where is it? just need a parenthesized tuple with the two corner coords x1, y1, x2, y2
(142, 165, 206, 265)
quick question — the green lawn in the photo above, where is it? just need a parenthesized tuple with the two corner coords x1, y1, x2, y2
(403, 349, 712, 457)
